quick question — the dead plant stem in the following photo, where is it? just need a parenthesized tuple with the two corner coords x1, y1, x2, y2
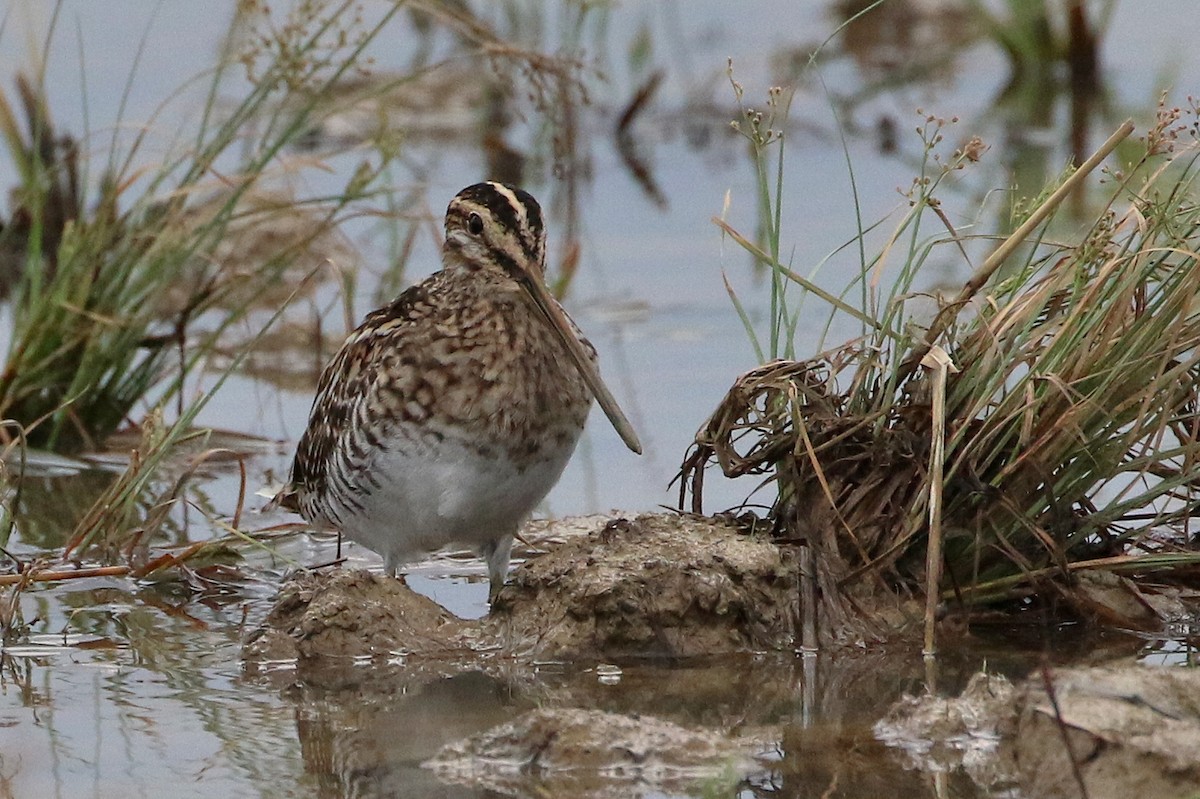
(0, 565, 130, 586)
(799, 542, 818, 652)
(921, 346, 957, 656)
(1039, 662, 1092, 799)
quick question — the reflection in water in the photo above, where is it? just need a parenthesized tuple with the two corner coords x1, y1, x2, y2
(834, 0, 976, 83)
(0, 508, 1173, 796)
(163, 188, 353, 319)
(616, 70, 670, 209)
(0, 582, 302, 798)
(277, 658, 791, 797)
(288, 669, 520, 798)
(7, 467, 117, 551)
(262, 643, 1125, 798)
(288, 64, 494, 150)
(7, 452, 252, 556)
(826, 0, 1115, 225)
(985, 0, 1107, 219)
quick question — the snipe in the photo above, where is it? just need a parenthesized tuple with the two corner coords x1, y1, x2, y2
(277, 182, 641, 603)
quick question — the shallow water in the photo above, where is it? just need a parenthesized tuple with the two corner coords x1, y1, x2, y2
(3, 1, 1200, 797)
(0, 570, 1158, 799)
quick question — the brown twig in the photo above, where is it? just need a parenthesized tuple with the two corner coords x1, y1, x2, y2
(132, 541, 209, 579)
(231, 454, 248, 530)
(799, 543, 817, 652)
(0, 565, 130, 586)
(1039, 661, 1091, 799)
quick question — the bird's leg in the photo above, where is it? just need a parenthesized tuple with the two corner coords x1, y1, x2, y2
(383, 554, 409, 587)
(481, 533, 514, 606)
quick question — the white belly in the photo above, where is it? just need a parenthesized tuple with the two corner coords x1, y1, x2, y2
(336, 432, 579, 572)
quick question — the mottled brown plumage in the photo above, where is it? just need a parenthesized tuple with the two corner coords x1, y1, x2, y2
(280, 182, 640, 603)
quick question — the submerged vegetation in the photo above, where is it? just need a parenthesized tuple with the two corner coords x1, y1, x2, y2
(684, 77, 1200, 643)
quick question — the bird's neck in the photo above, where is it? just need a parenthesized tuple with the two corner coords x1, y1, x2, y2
(441, 248, 524, 295)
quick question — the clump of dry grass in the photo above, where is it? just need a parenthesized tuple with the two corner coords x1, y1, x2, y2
(683, 93, 1200, 642)
(0, 23, 384, 454)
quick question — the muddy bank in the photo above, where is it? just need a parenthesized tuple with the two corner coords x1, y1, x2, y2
(244, 512, 823, 666)
(240, 513, 812, 793)
(1012, 663, 1200, 799)
(243, 568, 471, 663)
(878, 661, 1200, 799)
(875, 671, 1017, 793)
(489, 513, 806, 658)
(239, 513, 953, 794)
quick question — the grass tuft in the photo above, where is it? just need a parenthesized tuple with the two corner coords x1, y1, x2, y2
(0, 1, 407, 454)
(684, 88, 1200, 640)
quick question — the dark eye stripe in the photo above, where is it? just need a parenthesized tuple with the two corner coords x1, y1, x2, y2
(509, 186, 544, 256)
(489, 246, 523, 277)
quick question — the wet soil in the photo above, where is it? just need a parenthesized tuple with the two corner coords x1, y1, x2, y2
(242, 515, 1200, 797)
(1011, 663, 1200, 799)
(878, 661, 1200, 799)
(244, 512, 808, 667)
(876, 671, 1019, 793)
(241, 512, 811, 790)
(244, 568, 472, 663)
(490, 512, 804, 659)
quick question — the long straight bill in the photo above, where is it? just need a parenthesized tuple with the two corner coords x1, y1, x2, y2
(521, 276, 643, 455)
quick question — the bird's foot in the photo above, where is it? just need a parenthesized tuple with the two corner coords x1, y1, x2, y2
(487, 579, 508, 609)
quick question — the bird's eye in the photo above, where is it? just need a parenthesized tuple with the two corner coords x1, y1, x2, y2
(467, 213, 484, 235)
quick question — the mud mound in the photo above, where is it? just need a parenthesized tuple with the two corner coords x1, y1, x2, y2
(1012, 663, 1200, 799)
(425, 706, 762, 798)
(875, 672, 1017, 792)
(488, 513, 799, 658)
(244, 513, 801, 666)
(242, 569, 471, 662)
(877, 662, 1200, 799)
